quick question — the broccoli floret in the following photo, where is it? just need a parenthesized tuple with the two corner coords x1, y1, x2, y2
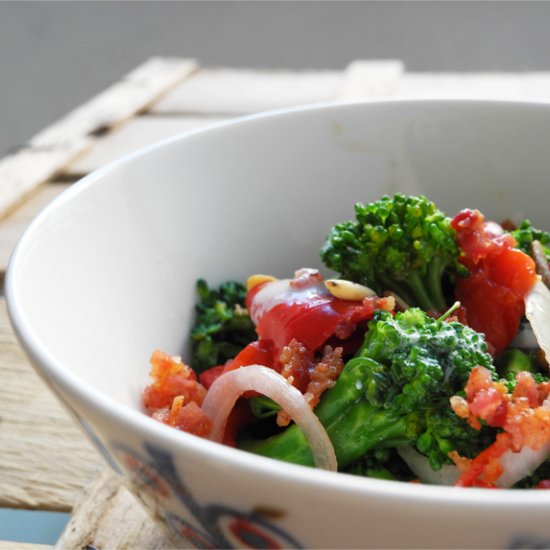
(320, 194, 464, 312)
(495, 348, 540, 380)
(345, 448, 416, 481)
(190, 279, 256, 372)
(416, 407, 496, 470)
(242, 308, 496, 471)
(510, 220, 550, 262)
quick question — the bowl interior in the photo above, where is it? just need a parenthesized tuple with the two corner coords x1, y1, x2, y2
(7, 100, 550, 413)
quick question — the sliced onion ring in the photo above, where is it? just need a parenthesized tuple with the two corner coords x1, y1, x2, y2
(397, 446, 460, 485)
(201, 364, 337, 471)
(496, 441, 550, 488)
(525, 279, 550, 365)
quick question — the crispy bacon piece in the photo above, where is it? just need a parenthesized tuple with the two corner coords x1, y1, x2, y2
(277, 341, 344, 426)
(451, 366, 550, 487)
(153, 398, 212, 437)
(143, 350, 211, 436)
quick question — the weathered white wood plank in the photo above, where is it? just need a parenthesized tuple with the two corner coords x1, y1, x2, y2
(67, 60, 406, 176)
(399, 72, 550, 99)
(0, 297, 104, 512)
(0, 58, 197, 220)
(338, 60, 404, 99)
(32, 58, 198, 148)
(0, 184, 70, 277)
(65, 115, 229, 176)
(56, 469, 176, 550)
(151, 66, 342, 115)
(0, 138, 91, 222)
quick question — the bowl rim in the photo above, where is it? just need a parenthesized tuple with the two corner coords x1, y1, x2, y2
(7, 97, 550, 507)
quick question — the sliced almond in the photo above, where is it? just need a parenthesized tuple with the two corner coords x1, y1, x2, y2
(324, 279, 376, 301)
(246, 274, 278, 291)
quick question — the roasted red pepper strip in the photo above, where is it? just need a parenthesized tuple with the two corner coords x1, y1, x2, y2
(246, 269, 392, 361)
(452, 209, 537, 356)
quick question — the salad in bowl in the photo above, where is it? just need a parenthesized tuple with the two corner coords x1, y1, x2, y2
(144, 193, 550, 490)
(8, 99, 550, 548)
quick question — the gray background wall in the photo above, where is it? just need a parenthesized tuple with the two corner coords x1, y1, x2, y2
(2, 1, 550, 157)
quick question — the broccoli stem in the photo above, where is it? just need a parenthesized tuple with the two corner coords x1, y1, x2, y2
(399, 259, 448, 312)
(241, 358, 414, 469)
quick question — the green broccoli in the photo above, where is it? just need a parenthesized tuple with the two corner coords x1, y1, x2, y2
(495, 348, 540, 380)
(320, 194, 464, 312)
(190, 279, 256, 372)
(242, 308, 497, 471)
(510, 220, 550, 262)
(345, 448, 416, 481)
(513, 459, 550, 488)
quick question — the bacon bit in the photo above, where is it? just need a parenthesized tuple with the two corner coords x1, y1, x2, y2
(453, 367, 550, 487)
(153, 398, 212, 437)
(469, 386, 507, 428)
(455, 432, 512, 487)
(276, 341, 344, 427)
(464, 366, 494, 400)
(513, 371, 540, 407)
(304, 346, 344, 410)
(383, 291, 408, 312)
(143, 350, 207, 411)
(279, 339, 313, 393)
(332, 296, 394, 340)
(448, 450, 472, 473)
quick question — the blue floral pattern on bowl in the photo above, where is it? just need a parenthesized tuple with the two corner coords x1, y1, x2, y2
(112, 442, 303, 549)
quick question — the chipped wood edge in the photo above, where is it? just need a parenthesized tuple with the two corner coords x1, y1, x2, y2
(32, 57, 198, 148)
(55, 469, 176, 550)
(0, 57, 198, 220)
(0, 138, 92, 223)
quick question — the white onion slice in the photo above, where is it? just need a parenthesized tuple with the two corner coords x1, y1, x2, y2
(397, 446, 460, 485)
(496, 442, 550, 488)
(495, 395, 550, 488)
(525, 279, 550, 365)
(201, 364, 337, 471)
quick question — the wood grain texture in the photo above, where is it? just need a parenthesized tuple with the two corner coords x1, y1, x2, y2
(399, 71, 550, 99)
(0, 138, 90, 222)
(338, 60, 404, 99)
(0, 297, 104, 512)
(0, 58, 197, 220)
(32, 58, 198, 149)
(56, 469, 175, 550)
(66, 60, 406, 177)
(65, 115, 229, 176)
(151, 66, 342, 115)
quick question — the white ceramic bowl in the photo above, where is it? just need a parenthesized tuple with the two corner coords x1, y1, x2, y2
(6, 100, 550, 549)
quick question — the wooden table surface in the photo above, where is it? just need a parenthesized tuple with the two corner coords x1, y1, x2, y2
(2, 57, 550, 548)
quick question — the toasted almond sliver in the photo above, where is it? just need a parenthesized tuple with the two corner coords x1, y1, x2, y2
(246, 274, 278, 291)
(324, 279, 376, 301)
